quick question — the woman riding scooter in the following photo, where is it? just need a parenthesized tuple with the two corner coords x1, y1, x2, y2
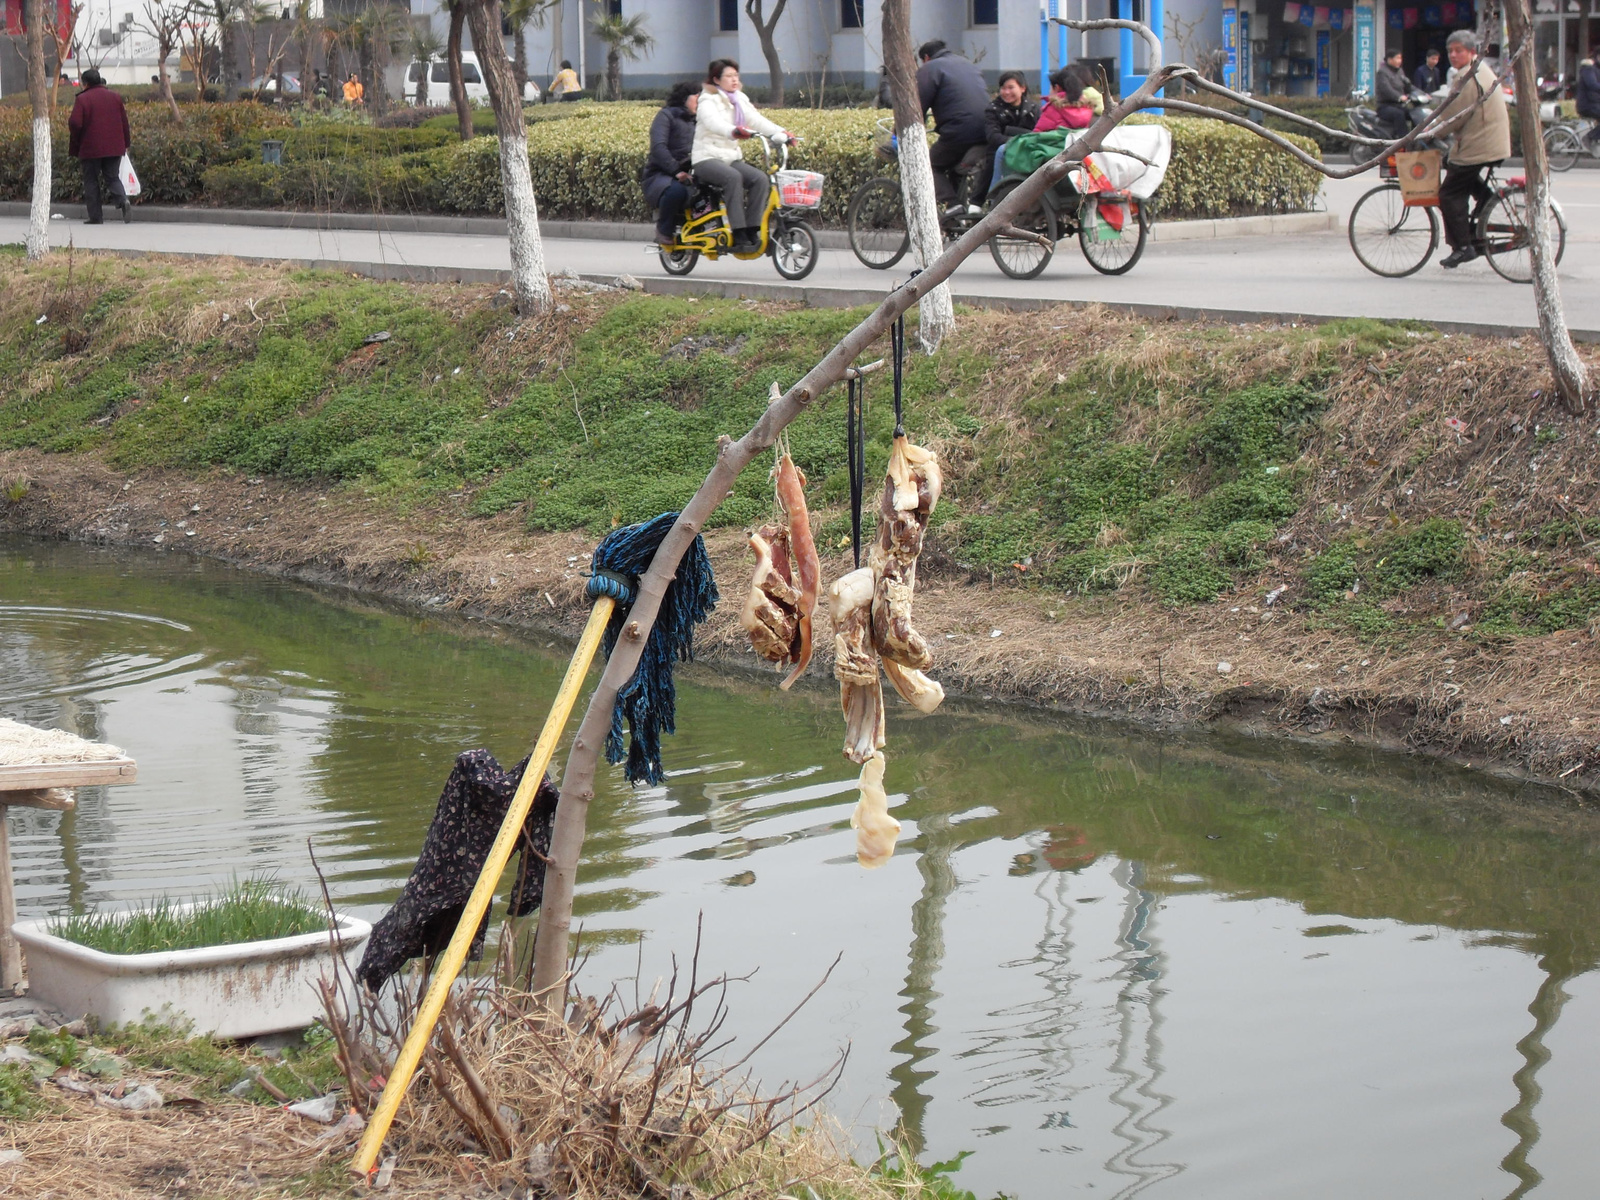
(691, 59, 794, 253)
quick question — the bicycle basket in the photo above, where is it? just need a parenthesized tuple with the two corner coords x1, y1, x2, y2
(777, 169, 825, 208)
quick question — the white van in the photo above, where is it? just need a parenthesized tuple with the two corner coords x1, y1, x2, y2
(403, 52, 540, 106)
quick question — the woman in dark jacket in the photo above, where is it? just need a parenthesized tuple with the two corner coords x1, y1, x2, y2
(643, 82, 699, 246)
(978, 71, 1038, 203)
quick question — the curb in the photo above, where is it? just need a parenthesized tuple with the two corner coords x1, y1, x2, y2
(0, 202, 1340, 248)
(84, 244, 1600, 345)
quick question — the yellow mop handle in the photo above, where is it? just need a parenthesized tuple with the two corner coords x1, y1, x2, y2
(351, 597, 615, 1178)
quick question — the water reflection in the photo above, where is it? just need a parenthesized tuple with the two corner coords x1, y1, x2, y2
(3, 537, 1600, 1199)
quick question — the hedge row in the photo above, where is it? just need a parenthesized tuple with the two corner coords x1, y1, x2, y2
(1, 100, 1322, 222)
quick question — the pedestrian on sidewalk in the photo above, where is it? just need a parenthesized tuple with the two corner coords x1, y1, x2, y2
(67, 68, 132, 226)
(1433, 30, 1510, 269)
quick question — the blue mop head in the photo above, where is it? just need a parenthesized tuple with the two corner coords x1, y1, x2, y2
(586, 511, 719, 786)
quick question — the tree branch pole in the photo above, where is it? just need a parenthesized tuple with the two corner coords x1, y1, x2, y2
(25, 0, 51, 262)
(527, 59, 1187, 1004)
(465, 0, 554, 315)
(881, 0, 953, 353)
(1504, 0, 1589, 413)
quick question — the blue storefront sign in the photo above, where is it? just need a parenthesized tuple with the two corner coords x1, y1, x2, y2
(1354, 5, 1375, 97)
(1222, 5, 1238, 89)
(1239, 10, 1253, 93)
(1316, 28, 1330, 96)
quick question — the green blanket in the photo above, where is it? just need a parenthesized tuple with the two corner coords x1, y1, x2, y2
(1001, 129, 1070, 179)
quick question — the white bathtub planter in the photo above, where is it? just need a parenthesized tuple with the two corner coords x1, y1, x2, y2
(11, 903, 371, 1040)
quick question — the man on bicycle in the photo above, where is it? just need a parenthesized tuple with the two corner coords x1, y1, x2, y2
(1578, 50, 1600, 151)
(1433, 30, 1510, 268)
(915, 40, 990, 215)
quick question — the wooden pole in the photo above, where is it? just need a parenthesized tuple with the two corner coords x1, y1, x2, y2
(0, 807, 21, 993)
(349, 596, 614, 1181)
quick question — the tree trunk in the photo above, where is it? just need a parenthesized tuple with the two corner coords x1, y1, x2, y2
(606, 47, 619, 100)
(418, 61, 431, 107)
(513, 18, 528, 98)
(747, 0, 787, 108)
(465, 0, 553, 315)
(158, 42, 182, 120)
(1506, 0, 1589, 413)
(448, 2, 473, 141)
(527, 73, 1174, 1003)
(881, 0, 954, 352)
(223, 21, 238, 100)
(297, 32, 313, 106)
(25, 0, 50, 261)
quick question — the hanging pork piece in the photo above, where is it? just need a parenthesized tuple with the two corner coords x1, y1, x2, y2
(739, 525, 802, 665)
(870, 435, 944, 674)
(850, 751, 899, 868)
(773, 446, 820, 690)
(828, 566, 884, 764)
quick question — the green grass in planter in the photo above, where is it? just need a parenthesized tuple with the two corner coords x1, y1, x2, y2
(49, 878, 326, 955)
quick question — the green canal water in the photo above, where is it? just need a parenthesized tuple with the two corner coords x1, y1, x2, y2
(3, 537, 1598, 1199)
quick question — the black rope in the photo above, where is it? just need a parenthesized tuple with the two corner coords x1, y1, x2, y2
(889, 268, 919, 440)
(847, 370, 866, 569)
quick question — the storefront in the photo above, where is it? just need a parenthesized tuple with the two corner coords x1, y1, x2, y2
(1532, 0, 1597, 90)
(1385, 1, 1479, 78)
(1224, 0, 1359, 96)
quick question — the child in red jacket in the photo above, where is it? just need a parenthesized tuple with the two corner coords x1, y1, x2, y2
(1034, 66, 1095, 132)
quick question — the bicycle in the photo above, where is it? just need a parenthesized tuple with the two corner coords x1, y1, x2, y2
(1347, 158, 1567, 282)
(845, 118, 1151, 280)
(656, 134, 821, 281)
(1544, 117, 1598, 172)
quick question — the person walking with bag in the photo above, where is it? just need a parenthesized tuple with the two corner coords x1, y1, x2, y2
(68, 68, 132, 225)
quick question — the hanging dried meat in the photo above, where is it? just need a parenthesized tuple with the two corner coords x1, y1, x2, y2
(870, 436, 943, 674)
(850, 751, 899, 868)
(739, 525, 801, 664)
(774, 448, 820, 690)
(828, 566, 884, 764)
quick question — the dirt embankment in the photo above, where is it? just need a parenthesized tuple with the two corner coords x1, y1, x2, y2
(3, 445, 1596, 801)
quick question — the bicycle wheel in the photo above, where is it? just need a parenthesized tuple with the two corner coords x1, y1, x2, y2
(988, 184, 1057, 280)
(1479, 189, 1567, 284)
(659, 247, 699, 276)
(1348, 184, 1438, 278)
(1543, 127, 1581, 173)
(771, 219, 819, 281)
(1079, 196, 1149, 275)
(847, 176, 910, 270)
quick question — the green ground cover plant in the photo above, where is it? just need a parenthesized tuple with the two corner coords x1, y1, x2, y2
(48, 878, 325, 954)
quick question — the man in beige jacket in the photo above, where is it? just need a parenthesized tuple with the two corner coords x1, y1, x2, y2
(1434, 29, 1511, 268)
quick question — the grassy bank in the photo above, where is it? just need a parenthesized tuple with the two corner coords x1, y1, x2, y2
(1, 251, 1597, 793)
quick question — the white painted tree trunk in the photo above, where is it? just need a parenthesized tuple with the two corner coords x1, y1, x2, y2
(499, 131, 553, 312)
(1506, 0, 1588, 413)
(895, 120, 955, 353)
(27, 117, 50, 261)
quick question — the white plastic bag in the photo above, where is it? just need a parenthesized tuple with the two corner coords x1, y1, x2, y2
(118, 153, 141, 197)
(1074, 126, 1172, 199)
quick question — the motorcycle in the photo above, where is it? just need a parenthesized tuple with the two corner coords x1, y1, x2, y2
(1346, 90, 1436, 165)
(656, 135, 823, 281)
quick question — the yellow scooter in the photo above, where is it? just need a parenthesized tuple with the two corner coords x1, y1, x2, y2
(658, 134, 822, 281)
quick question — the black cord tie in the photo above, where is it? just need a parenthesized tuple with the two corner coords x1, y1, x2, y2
(847, 370, 866, 570)
(889, 269, 919, 440)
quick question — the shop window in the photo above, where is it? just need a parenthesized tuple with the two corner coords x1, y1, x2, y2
(842, 0, 863, 27)
(719, 0, 738, 31)
(972, 0, 999, 25)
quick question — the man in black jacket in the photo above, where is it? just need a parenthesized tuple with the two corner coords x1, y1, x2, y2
(1413, 48, 1443, 94)
(1578, 52, 1600, 150)
(915, 40, 990, 210)
(1375, 48, 1412, 139)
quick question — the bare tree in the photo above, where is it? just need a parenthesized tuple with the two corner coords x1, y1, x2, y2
(291, 0, 317, 104)
(44, 0, 83, 109)
(24, 0, 51, 261)
(464, 0, 552, 313)
(743, 0, 787, 107)
(136, 0, 187, 118)
(880, 0, 954, 352)
(525, 16, 1594, 1003)
(1504, 0, 1589, 412)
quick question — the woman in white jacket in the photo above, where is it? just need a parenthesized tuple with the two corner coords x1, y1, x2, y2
(692, 59, 793, 251)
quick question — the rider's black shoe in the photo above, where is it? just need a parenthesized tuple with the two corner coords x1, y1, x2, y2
(1439, 246, 1480, 268)
(730, 230, 759, 252)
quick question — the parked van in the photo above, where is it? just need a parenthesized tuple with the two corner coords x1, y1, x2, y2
(403, 52, 540, 106)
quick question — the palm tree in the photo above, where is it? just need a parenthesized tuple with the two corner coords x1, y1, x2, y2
(589, 11, 652, 101)
(502, 0, 553, 100)
(407, 23, 445, 107)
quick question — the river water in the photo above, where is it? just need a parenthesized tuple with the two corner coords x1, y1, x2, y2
(3, 537, 1597, 1199)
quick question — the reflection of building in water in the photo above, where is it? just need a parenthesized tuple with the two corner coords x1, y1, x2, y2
(1104, 859, 1181, 1198)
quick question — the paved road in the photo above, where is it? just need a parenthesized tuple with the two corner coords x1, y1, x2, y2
(4, 172, 1595, 335)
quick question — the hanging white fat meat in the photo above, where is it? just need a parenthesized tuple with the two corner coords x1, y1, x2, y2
(850, 751, 899, 869)
(829, 566, 884, 764)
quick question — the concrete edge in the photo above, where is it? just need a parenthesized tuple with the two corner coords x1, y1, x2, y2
(1, 201, 1340, 249)
(81, 243, 1600, 345)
